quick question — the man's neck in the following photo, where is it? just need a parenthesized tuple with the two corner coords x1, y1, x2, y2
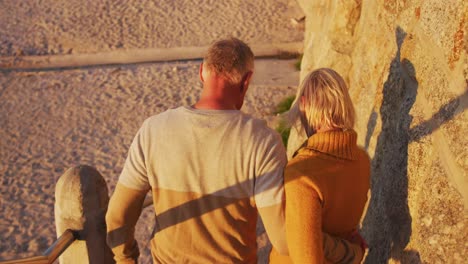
(193, 98, 237, 110)
(194, 82, 241, 110)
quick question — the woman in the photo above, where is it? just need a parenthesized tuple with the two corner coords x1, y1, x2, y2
(271, 68, 370, 263)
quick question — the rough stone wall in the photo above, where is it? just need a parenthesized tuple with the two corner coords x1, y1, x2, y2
(295, 0, 467, 263)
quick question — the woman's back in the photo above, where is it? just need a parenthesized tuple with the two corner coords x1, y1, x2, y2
(286, 130, 370, 237)
(270, 68, 369, 263)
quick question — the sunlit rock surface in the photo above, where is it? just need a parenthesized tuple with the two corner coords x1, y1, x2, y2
(294, 0, 467, 263)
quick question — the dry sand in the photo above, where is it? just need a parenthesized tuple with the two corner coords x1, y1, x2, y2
(0, 59, 299, 263)
(0, 0, 304, 262)
(0, 0, 303, 56)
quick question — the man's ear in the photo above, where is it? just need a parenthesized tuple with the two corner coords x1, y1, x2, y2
(199, 63, 204, 82)
(240, 71, 253, 93)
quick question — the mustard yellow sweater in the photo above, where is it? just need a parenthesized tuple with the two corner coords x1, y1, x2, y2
(270, 129, 370, 264)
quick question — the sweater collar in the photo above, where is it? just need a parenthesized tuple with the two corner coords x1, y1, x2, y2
(296, 129, 359, 160)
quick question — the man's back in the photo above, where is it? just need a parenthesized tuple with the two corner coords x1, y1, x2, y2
(106, 38, 363, 264)
(118, 106, 286, 263)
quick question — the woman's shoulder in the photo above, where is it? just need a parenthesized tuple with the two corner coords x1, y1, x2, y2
(284, 154, 326, 202)
(354, 146, 371, 166)
(284, 154, 324, 181)
(287, 149, 334, 168)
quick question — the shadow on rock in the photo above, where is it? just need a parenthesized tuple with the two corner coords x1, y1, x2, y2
(362, 26, 421, 264)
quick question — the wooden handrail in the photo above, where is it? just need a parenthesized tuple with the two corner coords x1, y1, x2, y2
(1, 195, 153, 264)
(1, 256, 49, 264)
(0, 229, 78, 264)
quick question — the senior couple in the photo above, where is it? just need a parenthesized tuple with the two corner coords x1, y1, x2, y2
(106, 38, 370, 264)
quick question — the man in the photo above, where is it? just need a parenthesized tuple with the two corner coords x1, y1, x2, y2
(106, 38, 363, 263)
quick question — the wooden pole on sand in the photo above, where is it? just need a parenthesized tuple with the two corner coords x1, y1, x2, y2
(0, 42, 303, 71)
(55, 165, 115, 264)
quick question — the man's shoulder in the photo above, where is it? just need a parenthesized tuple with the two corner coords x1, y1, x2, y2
(237, 111, 267, 126)
(238, 112, 280, 136)
(235, 113, 285, 151)
(144, 106, 183, 125)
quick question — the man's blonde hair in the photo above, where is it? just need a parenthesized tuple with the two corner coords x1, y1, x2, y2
(204, 38, 254, 84)
(288, 68, 355, 135)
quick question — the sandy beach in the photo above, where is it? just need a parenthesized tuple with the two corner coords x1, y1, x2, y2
(0, 0, 303, 262)
(0, 0, 303, 57)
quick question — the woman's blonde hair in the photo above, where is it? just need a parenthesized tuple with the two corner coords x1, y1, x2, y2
(288, 68, 355, 136)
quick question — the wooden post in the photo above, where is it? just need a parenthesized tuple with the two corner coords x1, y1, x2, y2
(55, 165, 115, 264)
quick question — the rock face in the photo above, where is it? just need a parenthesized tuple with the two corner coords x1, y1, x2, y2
(294, 0, 467, 263)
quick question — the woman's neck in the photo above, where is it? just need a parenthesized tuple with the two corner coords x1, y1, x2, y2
(315, 126, 342, 133)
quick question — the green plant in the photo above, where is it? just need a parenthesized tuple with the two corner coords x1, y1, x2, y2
(276, 119, 291, 147)
(274, 95, 295, 115)
(294, 54, 303, 71)
(274, 95, 295, 147)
